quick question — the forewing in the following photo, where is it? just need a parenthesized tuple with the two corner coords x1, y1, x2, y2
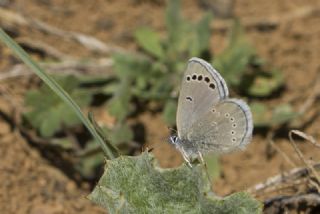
(176, 57, 229, 139)
(187, 98, 253, 154)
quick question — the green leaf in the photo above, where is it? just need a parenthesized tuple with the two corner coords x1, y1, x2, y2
(89, 153, 262, 213)
(250, 102, 298, 127)
(165, 0, 192, 60)
(166, 0, 182, 46)
(102, 82, 120, 94)
(190, 13, 212, 56)
(213, 20, 255, 87)
(162, 99, 177, 126)
(76, 141, 105, 179)
(110, 54, 156, 119)
(112, 53, 151, 78)
(107, 79, 132, 121)
(51, 138, 74, 149)
(135, 27, 164, 59)
(204, 155, 220, 179)
(24, 75, 93, 137)
(106, 123, 134, 145)
(248, 69, 284, 97)
(271, 104, 298, 126)
(250, 102, 270, 127)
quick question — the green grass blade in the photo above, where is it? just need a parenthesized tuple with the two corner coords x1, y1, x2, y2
(0, 28, 115, 159)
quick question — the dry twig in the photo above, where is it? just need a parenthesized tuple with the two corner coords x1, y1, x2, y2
(249, 130, 320, 196)
(16, 37, 71, 60)
(247, 163, 320, 196)
(0, 58, 114, 82)
(268, 138, 297, 168)
(0, 8, 128, 55)
(298, 74, 320, 115)
(289, 130, 320, 190)
(264, 193, 320, 213)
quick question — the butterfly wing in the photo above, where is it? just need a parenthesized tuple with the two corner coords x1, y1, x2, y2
(187, 98, 253, 154)
(176, 57, 229, 139)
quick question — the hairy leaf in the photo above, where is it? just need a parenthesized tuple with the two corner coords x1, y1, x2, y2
(89, 153, 262, 213)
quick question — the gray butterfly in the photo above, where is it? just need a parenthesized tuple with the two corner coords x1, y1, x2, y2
(170, 57, 253, 166)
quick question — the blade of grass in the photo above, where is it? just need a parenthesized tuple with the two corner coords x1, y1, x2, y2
(88, 112, 120, 156)
(0, 28, 116, 159)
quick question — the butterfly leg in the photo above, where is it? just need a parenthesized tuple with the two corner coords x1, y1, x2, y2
(180, 148, 192, 167)
(197, 151, 205, 164)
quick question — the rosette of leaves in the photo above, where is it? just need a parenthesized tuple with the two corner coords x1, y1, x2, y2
(106, 0, 212, 126)
(89, 152, 262, 213)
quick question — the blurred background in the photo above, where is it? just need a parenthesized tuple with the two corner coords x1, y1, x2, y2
(1, 0, 320, 213)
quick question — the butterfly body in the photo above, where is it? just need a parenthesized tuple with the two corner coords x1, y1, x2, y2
(170, 57, 253, 165)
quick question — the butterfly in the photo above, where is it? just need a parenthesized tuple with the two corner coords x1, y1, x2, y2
(170, 57, 253, 166)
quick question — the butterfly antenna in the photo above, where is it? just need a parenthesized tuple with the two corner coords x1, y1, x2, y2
(167, 126, 177, 135)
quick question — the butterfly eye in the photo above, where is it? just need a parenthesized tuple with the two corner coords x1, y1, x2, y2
(186, 76, 191, 81)
(170, 136, 178, 143)
(232, 123, 237, 128)
(209, 83, 215, 89)
(197, 75, 203, 81)
(225, 113, 230, 118)
(192, 75, 197, 80)
(204, 77, 210, 83)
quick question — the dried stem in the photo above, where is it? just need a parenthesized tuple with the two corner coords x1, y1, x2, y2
(288, 130, 320, 192)
(0, 58, 114, 82)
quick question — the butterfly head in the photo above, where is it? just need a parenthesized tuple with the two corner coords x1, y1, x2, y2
(169, 135, 180, 147)
(168, 135, 190, 152)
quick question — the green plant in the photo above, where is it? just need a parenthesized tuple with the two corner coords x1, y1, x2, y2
(22, 74, 124, 178)
(213, 20, 255, 88)
(212, 20, 294, 128)
(106, 0, 212, 126)
(89, 152, 262, 213)
(213, 20, 284, 97)
(24, 75, 93, 137)
(251, 102, 298, 128)
(0, 30, 115, 159)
